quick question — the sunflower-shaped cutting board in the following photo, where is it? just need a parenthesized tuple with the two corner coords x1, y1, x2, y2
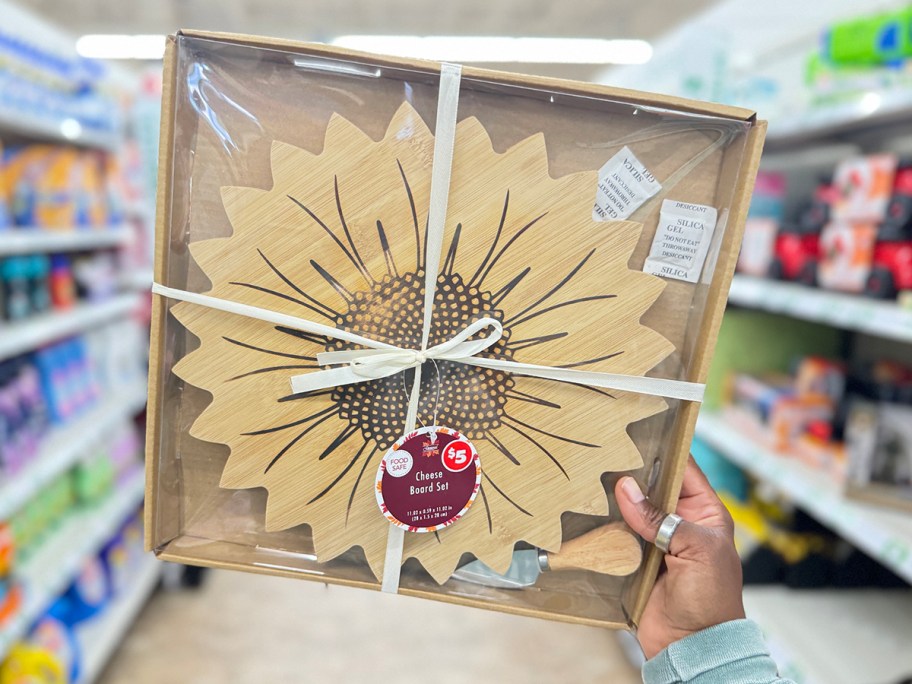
(171, 101, 674, 584)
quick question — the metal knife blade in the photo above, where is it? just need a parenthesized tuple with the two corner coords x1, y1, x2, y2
(451, 549, 541, 589)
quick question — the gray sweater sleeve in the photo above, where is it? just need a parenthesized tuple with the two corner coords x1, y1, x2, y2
(642, 619, 795, 684)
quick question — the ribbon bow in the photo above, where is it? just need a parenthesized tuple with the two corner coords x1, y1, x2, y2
(294, 317, 503, 390)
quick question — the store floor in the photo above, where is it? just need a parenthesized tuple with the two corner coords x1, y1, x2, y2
(99, 567, 642, 683)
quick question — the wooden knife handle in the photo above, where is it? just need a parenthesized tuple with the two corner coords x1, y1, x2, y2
(545, 522, 642, 576)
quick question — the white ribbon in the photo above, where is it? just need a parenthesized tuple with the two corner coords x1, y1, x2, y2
(152, 61, 707, 595)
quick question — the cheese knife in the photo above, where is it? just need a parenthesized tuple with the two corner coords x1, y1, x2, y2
(451, 523, 642, 589)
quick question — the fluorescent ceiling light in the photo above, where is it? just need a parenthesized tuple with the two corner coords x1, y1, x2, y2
(76, 34, 166, 60)
(330, 36, 652, 65)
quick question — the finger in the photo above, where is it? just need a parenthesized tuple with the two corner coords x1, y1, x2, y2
(615, 476, 708, 557)
(679, 455, 714, 496)
(680, 456, 735, 531)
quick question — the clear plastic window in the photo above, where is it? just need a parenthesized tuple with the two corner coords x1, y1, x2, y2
(147, 34, 758, 627)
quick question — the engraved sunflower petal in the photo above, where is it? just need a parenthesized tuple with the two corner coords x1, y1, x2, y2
(441, 121, 673, 374)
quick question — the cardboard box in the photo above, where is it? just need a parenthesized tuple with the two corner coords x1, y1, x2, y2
(145, 30, 766, 628)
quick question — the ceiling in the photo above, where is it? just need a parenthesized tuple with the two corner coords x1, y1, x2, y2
(29, 0, 719, 80)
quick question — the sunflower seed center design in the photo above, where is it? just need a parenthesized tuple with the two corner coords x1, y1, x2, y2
(326, 270, 515, 445)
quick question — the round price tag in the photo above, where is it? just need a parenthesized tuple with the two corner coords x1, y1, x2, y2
(376, 426, 481, 533)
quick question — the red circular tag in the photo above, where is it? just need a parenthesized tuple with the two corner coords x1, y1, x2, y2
(376, 426, 480, 533)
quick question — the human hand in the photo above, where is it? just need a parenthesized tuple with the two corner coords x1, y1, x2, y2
(615, 456, 745, 659)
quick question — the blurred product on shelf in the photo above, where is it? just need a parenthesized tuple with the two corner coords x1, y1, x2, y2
(728, 356, 846, 458)
(101, 513, 144, 597)
(47, 254, 74, 310)
(71, 251, 118, 301)
(72, 450, 115, 506)
(0, 356, 49, 475)
(34, 338, 99, 426)
(739, 151, 912, 302)
(769, 176, 837, 286)
(705, 309, 842, 410)
(3, 146, 105, 228)
(0, 320, 146, 484)
(821, 6, 912, 67)
(9, 472, 74, 558)
(82, 319, 147, 394)
(56, 555, 110, 625)
(695, 436, 908, 591)
(0, 643, 65, 684)
(846, 399, 912, 513)
(803, 6, 912, 114)
(1, 257, 33, 321)
(737, 171, 785, 277)
(0, 249, 122, 325)
(0, 24, 121, 138)
(28, 598, 81, 682)
(818, 153, 896, 294)
(831, 153, 896, 221)
(0, 145, 129, 231)
(868, 161, 912, 298)
(0, 5, 153, 680)
(102, 154, 128, 227)
(4, 421, 143, 558)
(717, 331, 912, 498)
(106, 423, 142, 485)
(0, 503, 149, 679)
(0, 523, 20, 625)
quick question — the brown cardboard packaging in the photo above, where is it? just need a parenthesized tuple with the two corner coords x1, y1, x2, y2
(145, 30, 766, 628)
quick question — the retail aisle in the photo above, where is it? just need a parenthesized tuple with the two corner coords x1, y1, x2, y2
(99, 568, 641, 683)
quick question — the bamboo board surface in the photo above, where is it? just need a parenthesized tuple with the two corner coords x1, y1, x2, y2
(172, 103, 671, 583)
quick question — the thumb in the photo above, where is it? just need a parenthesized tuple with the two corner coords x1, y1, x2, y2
(615, 477, 706, 558)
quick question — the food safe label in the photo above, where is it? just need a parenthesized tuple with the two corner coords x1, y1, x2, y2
(376, 426, 481, 532)
(643, 199, 719, 282)
(592, 146, 662, 221)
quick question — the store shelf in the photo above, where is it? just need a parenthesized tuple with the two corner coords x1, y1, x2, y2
(0, 470, 145, 659)
(0, 226, 132, 256)
(125, 200, 154, 222)
(765, 89, 912, 150)
(75, 555, 161, 684)
(0, 382, 147, 521)
(728, 275, 912, 344)
(0, 293, 141, 362)
(695, 411, 912, 583)
(0, 103, 121, 151)
(121, 269, 153, 292)
(743, 587, 912, 684)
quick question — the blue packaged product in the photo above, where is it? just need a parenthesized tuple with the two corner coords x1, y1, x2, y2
(100, 530, 129, 597)
(33, 345, 66, 424)
(57, 554, 110, 624)
(1, 257, 31, 321)
(26, 255, 51, 314)
(33, 598, 81, 682)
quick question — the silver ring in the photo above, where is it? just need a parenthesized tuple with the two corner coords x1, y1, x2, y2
(655, 513, 684, 554)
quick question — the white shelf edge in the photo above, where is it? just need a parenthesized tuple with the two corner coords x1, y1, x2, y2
(0, 106, 121, 151)
(728, 275, 912, 344)
(0, 471, 146, 660)
(0, 227, 132, 256)
(0, 382, 147, 520)
(695, 411, 912, 583)
(765, 89, 912, 149)
(75, 555, 161, 684)
(121, 269, 153, 292)
(743, 587, 912, 684)
(0, 293, 141, 362)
